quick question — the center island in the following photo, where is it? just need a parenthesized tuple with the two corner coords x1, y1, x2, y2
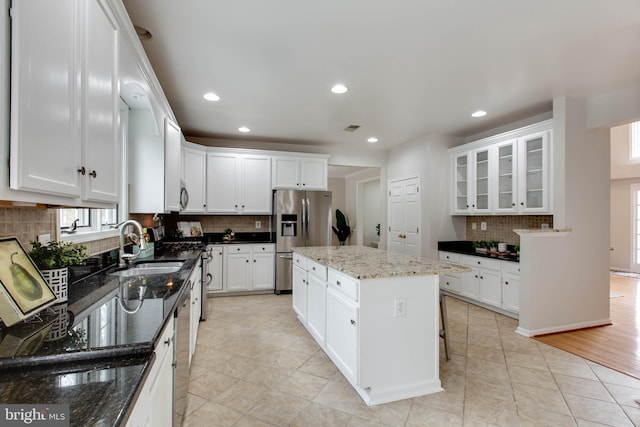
(291, 245, 469, 406)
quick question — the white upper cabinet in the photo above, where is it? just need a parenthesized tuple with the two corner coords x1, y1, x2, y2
(518, 131, 550, 213)
(181, 143, 207, 213)
(240, 154, 272, 214)
(450, 120, 552, 215)
(493, 140, 518, 213)
(272, 155, 328, 190)
(164, 119, 182, 212)
(205, 150, 271, 214)
(206, 152, 240, 214)
(10, 0, 119, 204)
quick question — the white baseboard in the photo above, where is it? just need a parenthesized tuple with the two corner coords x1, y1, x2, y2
(516, 317, 612, 337)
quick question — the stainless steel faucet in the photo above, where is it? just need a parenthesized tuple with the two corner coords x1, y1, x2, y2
(118, 219, 149, 267)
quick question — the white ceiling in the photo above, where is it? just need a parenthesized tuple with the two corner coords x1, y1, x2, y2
(122, 0, 640, 151)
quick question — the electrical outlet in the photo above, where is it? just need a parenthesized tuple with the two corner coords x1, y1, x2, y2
(394, 298, 407, 317)
(255, 221, 261, 229)
(37, 234, 51, 244)
(480, 222, 487, 231)
(471, 222, 477, 230)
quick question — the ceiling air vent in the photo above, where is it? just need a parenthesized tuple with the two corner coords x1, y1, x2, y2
(343, 125, 360, 132)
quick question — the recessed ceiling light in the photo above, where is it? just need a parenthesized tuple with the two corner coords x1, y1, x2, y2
(203, 92, 220, 102)
(238, 126, 250, 133)
(471, 110, 487, 118)
(331, 84, 348, 94)
(367, 137, 379, 143)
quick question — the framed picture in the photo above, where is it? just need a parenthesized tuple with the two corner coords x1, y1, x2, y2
(0, 237, 57, 326)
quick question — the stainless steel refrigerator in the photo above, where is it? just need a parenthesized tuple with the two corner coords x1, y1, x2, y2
(273, 190, 333, 294)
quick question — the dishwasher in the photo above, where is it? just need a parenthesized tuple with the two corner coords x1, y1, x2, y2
(173, 281, 191, 427)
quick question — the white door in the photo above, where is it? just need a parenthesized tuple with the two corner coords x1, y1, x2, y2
(632, 184, 640, 272)
(207, 152, 239, 213)
(241, 155, 272, 214)
(252, 253, 275, 290)
(388, 177, 421, 256)
(182, 146, 207, 213)
(164, 119, 182, 212)
(292, 265, 307, 321)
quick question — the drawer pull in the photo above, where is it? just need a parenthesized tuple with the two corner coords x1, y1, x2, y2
(350, 319, 356, 325)
(336, 280, 341, 286)
(505, 281, 509, 285)
(164, 338, 171, 346)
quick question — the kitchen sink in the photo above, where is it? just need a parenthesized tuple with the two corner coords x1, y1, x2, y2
(109, 261, 184, 277)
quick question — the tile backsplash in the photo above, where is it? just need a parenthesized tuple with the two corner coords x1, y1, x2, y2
(132, 213, 272, 239)
(0, 206, 119, 256)
(466, 215, 553, 245)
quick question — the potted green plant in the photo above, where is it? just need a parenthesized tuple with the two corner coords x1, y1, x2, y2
(473, 240, 487, 254)
(332, 209, 351, 245)
(29, 240, 88, 302)
(488, 240, 499, 252)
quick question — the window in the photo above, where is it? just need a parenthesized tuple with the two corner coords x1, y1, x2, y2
(631, 121, 640, 159)
(58, 99, 129, 243)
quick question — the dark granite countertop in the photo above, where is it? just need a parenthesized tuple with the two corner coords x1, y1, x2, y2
(0, 248, 202, 426)
(438, 240, 520, 263)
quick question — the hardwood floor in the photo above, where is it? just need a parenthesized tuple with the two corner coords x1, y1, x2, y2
(535, 274, 640, 379)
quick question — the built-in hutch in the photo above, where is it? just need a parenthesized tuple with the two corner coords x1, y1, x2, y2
(450, 120, 553, 215)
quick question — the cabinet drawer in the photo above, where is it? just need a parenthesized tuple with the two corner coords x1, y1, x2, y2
(502, 261, 521, 275)
(328, 269, 358, 302)
(293, 253, 308, 270)
(440, 274, 462, 294)
(308, 259, 327, 281)
(460, 254, 501, 271)
(439, 251, 460, 263)
(252, 244, 274, 253)
(226, 245, 251, 254)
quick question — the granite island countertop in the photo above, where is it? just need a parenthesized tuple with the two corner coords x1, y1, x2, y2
(293, 246, 470, 280)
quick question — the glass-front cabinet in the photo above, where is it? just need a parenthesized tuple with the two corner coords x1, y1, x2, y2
(453, 153, 471, 214)
(518, 131, 550, 213)
(473, 148, 491, 213)
(494, 140, 518, 213)
(449, 120, 552, 215)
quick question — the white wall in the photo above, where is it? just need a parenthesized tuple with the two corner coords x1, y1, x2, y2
(328, 177, 346, 246)
(386, 134, 465, 259)
(610, 123, 640, 179)
(518, 97, 611, 336)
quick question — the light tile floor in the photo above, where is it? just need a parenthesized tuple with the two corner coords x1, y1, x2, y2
(183, 294, 640, 426)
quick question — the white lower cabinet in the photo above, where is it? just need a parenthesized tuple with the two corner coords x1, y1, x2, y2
(223, 244, 275, 292)
(325, 285, 358, 384)
(292, 264, 307, 321)
(126, 317, 174, 427)
(502, 262, 521, 314)
(440, 251, 520, 315)
(189, 262, 201, 366)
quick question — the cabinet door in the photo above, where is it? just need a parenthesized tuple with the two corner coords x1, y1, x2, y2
(292, 265, 307, 321)
(478, 268, 502, 308)
(148, 330, 174, 427)
(207, 248, 223, 292)
(494, 140, 518, 213)
(10, 0, 82, 198)
(452, 153, 471, 214)
(207, 152, 239, 213)
(440, 274, 462, 294)
(189, 266, 201, 363)
(241, 155, 272, 214)
(225, 252, 251, 291)
(182, 145, 207, 213)
(472, 148, 491, 213)
(301, 158, 327, 190)
(518, 131, 550, 213)
(306, 275, 327, 347)
(81, 0, 119, 203)
(164, 119, 182, 212)
(460, 268, 480, 300)
(252, 252, 275, 290)
(502, 273, 520, 313)
(272, 157, 300, 189)
(326, 288, 358, 384)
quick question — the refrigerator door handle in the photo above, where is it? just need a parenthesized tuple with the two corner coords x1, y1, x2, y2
(305, 197, 310, 242)
(301, 197, 307, 243)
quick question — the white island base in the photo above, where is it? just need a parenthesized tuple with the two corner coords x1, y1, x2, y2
(292, 246, 469, 406)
